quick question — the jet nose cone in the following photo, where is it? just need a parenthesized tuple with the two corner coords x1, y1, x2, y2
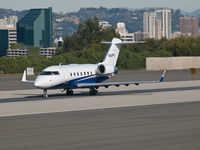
(34, 77, 52, 89)
(34, 80, 41, 88)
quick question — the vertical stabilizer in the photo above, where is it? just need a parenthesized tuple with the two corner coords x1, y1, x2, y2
(102, 38, 122, 66)
(101, 38, 145, 67)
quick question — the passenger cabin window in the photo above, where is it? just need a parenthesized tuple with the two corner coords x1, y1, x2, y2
(40, 71, 59, 75)
(80, 72, 82, 76)
(84, 72, 86, 75)
(87, 72, 89, 75)
(74, 73, 76, 76)
(70, 73, 72, 76)
(77, 72, 79, 76)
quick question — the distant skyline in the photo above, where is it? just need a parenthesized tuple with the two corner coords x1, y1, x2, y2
(0, 0, 199, 13)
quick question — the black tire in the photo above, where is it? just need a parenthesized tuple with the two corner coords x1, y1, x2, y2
(66, 89, 73, 96)
(89, 88, 98, 95)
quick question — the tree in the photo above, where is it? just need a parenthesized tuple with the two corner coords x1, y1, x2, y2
(160, 37, 200, 56)
(62, 16, 119, 52)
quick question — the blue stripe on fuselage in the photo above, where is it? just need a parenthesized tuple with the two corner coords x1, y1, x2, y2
(50, 73, 113, 89)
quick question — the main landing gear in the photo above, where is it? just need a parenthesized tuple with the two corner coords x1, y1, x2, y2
(43, 89, 48, 98)
(89, 87, 98, 95)
(42, 88, 98, 97)
(66, 89, 73, 96)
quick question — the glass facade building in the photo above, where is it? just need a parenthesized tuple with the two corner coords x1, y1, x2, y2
(17, 7, 52, 47)
(0, 29, 9, 57)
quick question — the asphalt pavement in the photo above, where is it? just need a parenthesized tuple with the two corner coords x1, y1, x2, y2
(0, 101, 200, 150)
(0, 69, 200, 150)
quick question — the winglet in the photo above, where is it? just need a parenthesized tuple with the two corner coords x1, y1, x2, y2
(159, 70, 166, 82)
(22, 70, 27, 82)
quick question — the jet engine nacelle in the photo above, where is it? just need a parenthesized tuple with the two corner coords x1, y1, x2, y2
(96, 64, 116, 75)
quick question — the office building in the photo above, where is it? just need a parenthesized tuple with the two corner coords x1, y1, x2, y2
(0, 27, 17, 57)
(0, 18, 8, 27)
(7, 49, 28, 58)
(116, 22, 128, 34)
(99, 21, 112, 29)
(143, 12, 156, 38)
(54, 37, 63, 47)
(0, 29, 9, 57)
(7, 16, 18, 27)
(0, 16, 18, 27)
(40, 47, 57, 58)
(155, 9, 172, 39)
(172, 31, 192, 38)
(134, 31, 148, 41)
(121, 33, 135, 42)
(116, 22, 135, 41)
(17, 7, 52, 47)
(179, 17, 199, 38)
(143, 9, 172, 39)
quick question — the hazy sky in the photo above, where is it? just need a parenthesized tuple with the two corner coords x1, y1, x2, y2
(0, 0, 199, 13)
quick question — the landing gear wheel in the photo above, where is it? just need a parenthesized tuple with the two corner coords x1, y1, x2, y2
(66, 89, 73, 96)
(89, 88, 98, 95)
(43, 89, 48, 98)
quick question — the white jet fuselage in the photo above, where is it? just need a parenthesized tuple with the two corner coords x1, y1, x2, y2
(34, 64, 115, 89)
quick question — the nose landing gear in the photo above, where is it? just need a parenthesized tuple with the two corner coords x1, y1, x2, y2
(43, 89, 48, 98)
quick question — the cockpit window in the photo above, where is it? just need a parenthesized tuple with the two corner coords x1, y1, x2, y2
(40, 71, 60, 75)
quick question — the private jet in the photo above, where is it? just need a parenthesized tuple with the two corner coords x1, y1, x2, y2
(22, 38, 166, 97)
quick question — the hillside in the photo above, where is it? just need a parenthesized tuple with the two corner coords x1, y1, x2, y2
(57, 7, 184, 38)
(0, 7, 189, 38)
(0, 8, 27, 20)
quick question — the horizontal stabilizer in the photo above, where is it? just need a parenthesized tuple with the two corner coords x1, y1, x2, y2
(101, 39, 145, 45)
(21, 70, 34, 83)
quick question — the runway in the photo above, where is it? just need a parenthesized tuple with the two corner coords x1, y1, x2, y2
(0, 102, 200, 150)
(0, 70, 200, 149)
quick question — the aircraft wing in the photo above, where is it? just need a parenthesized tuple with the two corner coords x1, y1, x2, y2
(77, 70, 166, 88)
(21, 70, 35, 83)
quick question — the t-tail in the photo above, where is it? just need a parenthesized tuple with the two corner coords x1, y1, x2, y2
(101, 38, 145, 67)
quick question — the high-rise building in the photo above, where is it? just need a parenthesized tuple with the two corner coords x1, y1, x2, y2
(179, 17, 199, 38)
(143, 9, 172, 39)
(143, 12, 156, 38)
(0, 29, 9, 57)
(0, 27, 17, 57)
(17, 7, 52, 47)
(155, 9, 172, 39)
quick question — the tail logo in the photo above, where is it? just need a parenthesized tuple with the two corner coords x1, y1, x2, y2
(108, 54, 115, 57)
